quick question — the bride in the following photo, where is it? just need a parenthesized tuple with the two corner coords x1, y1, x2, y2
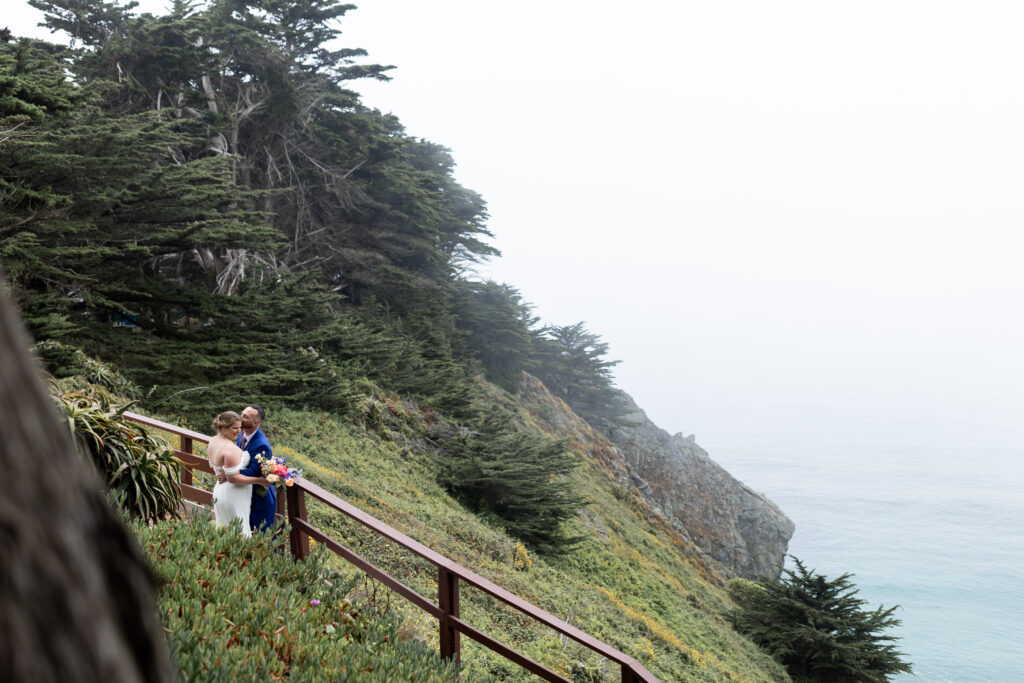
(208, 411, 267, 537)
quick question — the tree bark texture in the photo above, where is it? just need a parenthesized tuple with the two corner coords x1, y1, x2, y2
(0, 272, 174, 683)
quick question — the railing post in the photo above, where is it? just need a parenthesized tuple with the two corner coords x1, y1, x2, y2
(286, 485, 310, 560)
(438, 567, 460, 664)
(180, 436, 193, 486)
(622, 663, 639, 683)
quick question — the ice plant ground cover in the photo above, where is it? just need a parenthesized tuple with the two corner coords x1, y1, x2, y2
(133, 515, 460, 681)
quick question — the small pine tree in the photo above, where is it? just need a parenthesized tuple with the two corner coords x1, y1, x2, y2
(729, 557, 912, 683)
(434, 406, 585, 554)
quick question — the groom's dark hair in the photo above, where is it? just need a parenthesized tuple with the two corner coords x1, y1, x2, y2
(247, 404, 265, 423)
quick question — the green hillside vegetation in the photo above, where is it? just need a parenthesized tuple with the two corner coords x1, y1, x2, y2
(129, 391, 785, 682)
(51, 367, 788, 679)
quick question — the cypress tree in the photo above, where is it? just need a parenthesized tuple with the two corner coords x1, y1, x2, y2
(530, 322, 629, 430)
(18, 0, 499, 409)
(729, 557, 912, 682)
(453, 280, 535, 393)
(435, 405, 585, 554)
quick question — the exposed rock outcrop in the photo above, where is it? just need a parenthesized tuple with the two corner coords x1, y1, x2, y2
(516, 373, 793, 580)
(607, 392, 794, 579)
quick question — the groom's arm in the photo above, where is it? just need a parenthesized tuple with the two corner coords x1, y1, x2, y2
(239, 433, 272, 478)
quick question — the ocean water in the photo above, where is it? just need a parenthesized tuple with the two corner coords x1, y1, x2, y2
(660, 399, 1023, 682)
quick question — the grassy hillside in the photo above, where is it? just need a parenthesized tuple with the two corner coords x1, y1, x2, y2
(197, 388, 790, 682)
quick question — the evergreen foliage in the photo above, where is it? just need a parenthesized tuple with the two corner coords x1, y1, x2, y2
(729, 557, 912, 682)
(0, 37, 79, 130)
(5, 0, 495, 413)
(453, 280, 535, 392)
(530, 322, 629, 430)
(434, 405, 585, 554)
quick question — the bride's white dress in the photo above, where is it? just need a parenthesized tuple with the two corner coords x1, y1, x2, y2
(213, 450, 252, 538)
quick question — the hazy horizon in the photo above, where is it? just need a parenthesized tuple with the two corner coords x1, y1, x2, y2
(8, 0, 1023, 445)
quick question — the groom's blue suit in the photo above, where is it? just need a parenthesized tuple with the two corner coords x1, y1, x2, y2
(237, 428, 277, 532)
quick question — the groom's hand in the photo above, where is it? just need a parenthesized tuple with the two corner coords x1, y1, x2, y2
(216, 472, 227, 484)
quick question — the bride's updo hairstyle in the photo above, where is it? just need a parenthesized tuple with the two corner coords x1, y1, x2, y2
(212, 411, 241, 432)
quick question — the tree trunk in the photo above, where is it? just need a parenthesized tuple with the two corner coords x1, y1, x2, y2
(0, 271, 175, 683)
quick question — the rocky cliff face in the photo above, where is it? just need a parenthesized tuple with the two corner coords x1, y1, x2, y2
(608, 392, 794, 580)
(515, 373, 793, 580)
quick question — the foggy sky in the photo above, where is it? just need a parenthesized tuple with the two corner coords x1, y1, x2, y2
(8, 1, 1023, 444)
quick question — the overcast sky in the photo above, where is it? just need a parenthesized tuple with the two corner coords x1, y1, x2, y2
(8, 1, 1024, 442)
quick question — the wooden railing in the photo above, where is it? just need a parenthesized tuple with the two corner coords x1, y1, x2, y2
(125, 411, 659, 683)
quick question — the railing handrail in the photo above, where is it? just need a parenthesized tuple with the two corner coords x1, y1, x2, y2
(124, 411, 658, 682)
(125, 411, 209, 443)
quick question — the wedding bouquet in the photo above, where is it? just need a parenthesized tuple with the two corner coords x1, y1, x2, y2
(254, 454, 302, 492)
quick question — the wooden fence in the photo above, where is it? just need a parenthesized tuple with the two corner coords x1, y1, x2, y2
(124, 411, 658, 683)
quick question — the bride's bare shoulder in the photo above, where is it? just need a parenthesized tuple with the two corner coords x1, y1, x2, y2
(208, 435, 229, 460)
(210, 437, 242, 466)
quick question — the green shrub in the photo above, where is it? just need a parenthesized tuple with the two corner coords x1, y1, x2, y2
(55, 384, 182, 521)
(135, 516, 462, 681)
(570, 661, 608, 682)
(726, 577, 765, 609)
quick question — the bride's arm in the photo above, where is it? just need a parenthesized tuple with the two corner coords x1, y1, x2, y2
(222, 448, 269, 487)
(226, 471, 269, 487)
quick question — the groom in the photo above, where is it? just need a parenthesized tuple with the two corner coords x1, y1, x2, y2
(237, 404, 277, 533)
